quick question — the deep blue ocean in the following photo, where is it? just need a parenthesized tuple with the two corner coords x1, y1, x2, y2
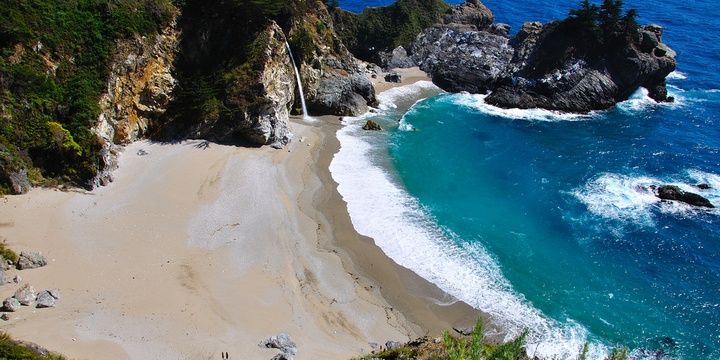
(333, 1, 720, 359)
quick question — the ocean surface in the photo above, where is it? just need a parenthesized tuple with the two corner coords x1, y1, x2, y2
(332, 1, 720, 359)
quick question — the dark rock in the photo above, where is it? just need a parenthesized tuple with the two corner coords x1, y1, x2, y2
(411, 26, 513, 94)
(36, 290, 56, 308)
(696, 183, 712, 190)
(0, 313, 9, 321)
(14, 284, 36, 306)
(259, 333, 297, 359)
(657, 185, 714, 208)
(453, 326, 474, 336)
(16, 251, 48, 270)
(362, 120, 382, 131)
(137, 149, 149, 156)
(270, 354, 292, 360)
(384, 72, 402, 83)
(2, 297, 20, 312)
(385, 341, 402, 350)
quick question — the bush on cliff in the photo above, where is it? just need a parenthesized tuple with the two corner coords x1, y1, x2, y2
(0, 0, 176, 193)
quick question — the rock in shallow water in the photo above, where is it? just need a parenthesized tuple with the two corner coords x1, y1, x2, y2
(656, 185, 715, 208)
(362, 120, 382, 131)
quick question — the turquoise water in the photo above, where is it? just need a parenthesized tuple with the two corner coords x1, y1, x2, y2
(334, 1, 720, 359)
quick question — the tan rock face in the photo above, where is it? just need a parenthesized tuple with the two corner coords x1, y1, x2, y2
(93, 16, 179, 186)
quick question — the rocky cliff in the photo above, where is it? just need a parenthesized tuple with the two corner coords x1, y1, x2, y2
(94, 17, 179, 186)
(410, 0, 677, 113)
(290, 1, 376, 116)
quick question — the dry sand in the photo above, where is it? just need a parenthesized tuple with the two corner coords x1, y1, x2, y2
(0, 68, 478, 359)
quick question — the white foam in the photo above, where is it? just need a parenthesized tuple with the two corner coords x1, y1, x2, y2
(377, 80, 440, 111)
(574, 172, 720, 225)
(617, 87, 685, 112)
(450, 92, 594, 122)
(667, 71, 688, 80)
(330, 98, 608, 358)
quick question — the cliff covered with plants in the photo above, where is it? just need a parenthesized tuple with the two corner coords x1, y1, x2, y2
(0, 0, 177, 194)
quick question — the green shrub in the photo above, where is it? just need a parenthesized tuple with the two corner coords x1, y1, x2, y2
(0, 332, 66, 360)
(0, 241, 18, 264)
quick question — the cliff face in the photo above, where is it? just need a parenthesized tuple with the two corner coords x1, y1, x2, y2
(94, 17, 179, 186)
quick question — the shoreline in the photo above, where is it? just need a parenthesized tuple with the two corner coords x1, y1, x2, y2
(0, 67, 480, 359)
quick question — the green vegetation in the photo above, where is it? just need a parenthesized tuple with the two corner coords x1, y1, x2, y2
(354, 319, 633, 360)
(331, 0, 450, 62)
(566, 0, 639, 47)
(0, 240, 18, 263)
(523, 0, 640, 77)
(0, 0, 176, 193)
(0, 333, 65, 360)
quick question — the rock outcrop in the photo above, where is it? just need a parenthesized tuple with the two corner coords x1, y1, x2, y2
(485, 22, 677, 112)
(94, 16, 179, 186)
(412, 25, 513, 94)
(292, 3, 377, 116)
(656, 185, 715, 208)
(410, 1, 677, 113)
(443, 0, 494, 31)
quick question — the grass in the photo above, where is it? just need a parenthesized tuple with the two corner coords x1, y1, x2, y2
(0, 239, 18, 264)
(0, 333, 65, 360)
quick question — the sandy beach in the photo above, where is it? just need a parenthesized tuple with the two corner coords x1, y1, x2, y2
(0, 68, 478, 359)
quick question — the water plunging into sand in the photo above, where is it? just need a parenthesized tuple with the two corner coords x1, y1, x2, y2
(286, 42, 310, 120)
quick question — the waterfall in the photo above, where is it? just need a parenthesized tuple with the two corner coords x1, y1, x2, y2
(286, 42, 310, 119)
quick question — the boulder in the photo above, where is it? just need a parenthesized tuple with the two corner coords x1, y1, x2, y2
(259, 333, 297, 359)
(384, 72, 402, 83)
(0, 313, 9, 321)
(36, 290, 56, 308)
(309, 73, 376, 116)
(14, 284, 36, 306)
(656, 185, 714, 208)
(6, 169, 31, 194)
(2, 297, 20, 312)
(362, 120, 383, 131)
(379, 46, 416, 69)
(696, 183, 712, 190)
(16, 251, 48, 270)
(385, 341, 402, 350)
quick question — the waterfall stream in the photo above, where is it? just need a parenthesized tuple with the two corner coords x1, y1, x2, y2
(286, 42, 310, 119)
